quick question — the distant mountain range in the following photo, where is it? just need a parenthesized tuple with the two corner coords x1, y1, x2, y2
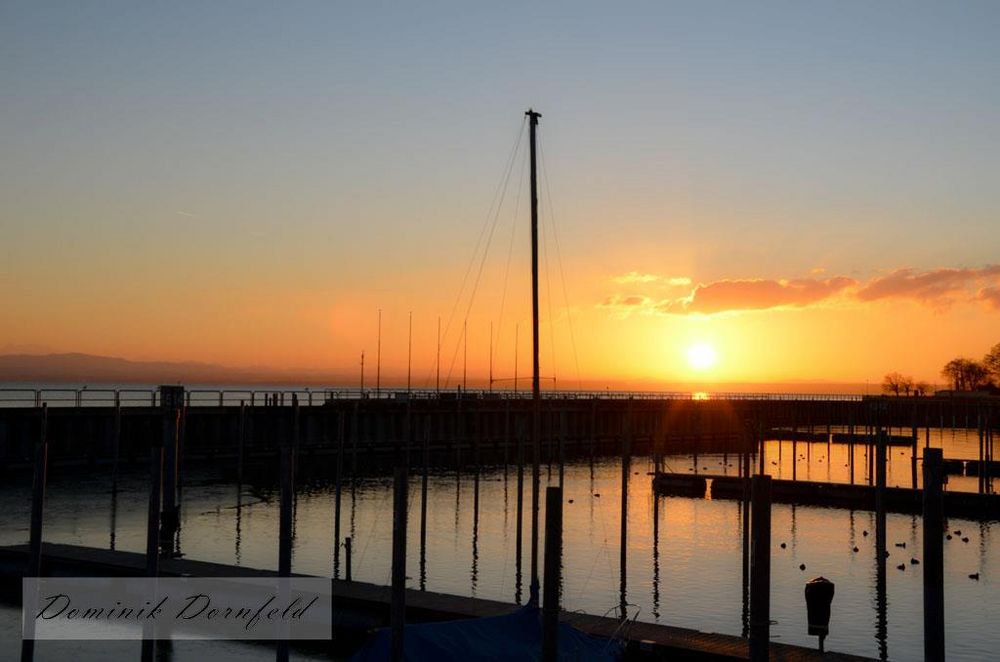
(0, 353, 354, 386)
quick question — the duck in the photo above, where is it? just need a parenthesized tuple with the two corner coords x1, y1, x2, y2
(863, 530, 869, 537)
(780, 542, 787, 549)
(799, 563, 806, 571)
(897, 564, 906, 571)
(947, 534, 953, 540)
(853, 546, 859, 553)
(895, 542, 906, 548)
(962, 537, 970, 543)
(969, 573, 980, 580)
(911, 558, 920, 565)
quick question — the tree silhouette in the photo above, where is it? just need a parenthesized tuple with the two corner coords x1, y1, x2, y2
(984, 342, 1000, 383)
(881, 372, 915, 396)
(941, 358, 991, 391)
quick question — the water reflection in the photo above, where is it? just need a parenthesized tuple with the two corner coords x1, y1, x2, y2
(2, 431, 998, 661)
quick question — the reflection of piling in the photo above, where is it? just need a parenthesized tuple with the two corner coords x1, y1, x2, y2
(345, 537, 353, 582)
(923, 448, 945, 661)
(334, 412, 345, 578)
(515, 419, 525, 604)
(749, 475, 772, 662)
(391, 466, 408, 662)
(542, 485, 563, 662)
(420, 421, 429, 591)
(619, 404, 631, 620)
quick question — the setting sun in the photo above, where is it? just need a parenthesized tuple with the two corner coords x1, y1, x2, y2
(686, 342, 719, 371)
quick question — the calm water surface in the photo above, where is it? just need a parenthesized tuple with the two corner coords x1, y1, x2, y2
(0, 430, 996, 661)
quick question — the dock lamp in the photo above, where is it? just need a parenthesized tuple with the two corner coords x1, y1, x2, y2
(804, 576, 835, 652)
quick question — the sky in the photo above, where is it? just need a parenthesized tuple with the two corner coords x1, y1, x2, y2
(2, 2, 999, 389)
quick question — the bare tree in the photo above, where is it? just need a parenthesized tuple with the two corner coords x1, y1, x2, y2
(882, 372, 914, 396)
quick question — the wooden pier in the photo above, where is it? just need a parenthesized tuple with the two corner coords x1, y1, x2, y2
(0, 542, 873, 661)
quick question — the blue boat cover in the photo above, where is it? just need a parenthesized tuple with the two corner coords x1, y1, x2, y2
(349, 605, 623, 661)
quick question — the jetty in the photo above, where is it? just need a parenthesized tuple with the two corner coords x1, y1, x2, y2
(0, 542, 871, 661)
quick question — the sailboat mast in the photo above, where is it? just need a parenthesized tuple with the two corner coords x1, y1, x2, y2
(526, 107, 542, 603)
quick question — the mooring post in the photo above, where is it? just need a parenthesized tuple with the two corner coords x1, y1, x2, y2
(542, 485, 563, 662)
(27, 404, 48, 578)
(391, 465, 408, 662)
(741, 427, 752, 638)
(141, 439, 163, 662)
(978, 408, 985, 494)
(345, 537, 352, 582)
(848, 409, 856, 485)
(238, 401, 246, 485)
(923, 447, 945, 661)
(876, 428, 887, 563)
(558, 409, 566, 488)
(912, 403, 919, 490)
(278, 433, 294, 578)
(158, 385, 184, 552)
(145, 440, 163, 577)
(749, 474, 772, 662)
(112, 392, 121, 489)
(22, 408, 49, 662)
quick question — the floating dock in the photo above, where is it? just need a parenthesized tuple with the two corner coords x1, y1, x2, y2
(653, 472, 1000, 519)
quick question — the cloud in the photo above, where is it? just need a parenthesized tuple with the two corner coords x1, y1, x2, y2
(856, 265, 1000, 306)
(978, 286, 1000, 310)
(612, 271, 660, 284)
(656, 277, 856, 315)
(601, 294, 650, 307)
(601, 264, 1000, 317)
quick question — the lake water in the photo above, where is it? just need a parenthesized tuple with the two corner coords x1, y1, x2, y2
(0, 430, 996, 661)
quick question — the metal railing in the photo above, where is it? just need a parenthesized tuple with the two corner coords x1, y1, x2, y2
(0, 386, 867, 408)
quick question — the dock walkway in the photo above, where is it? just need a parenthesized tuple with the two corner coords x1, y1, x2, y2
(0, 543, 872, 661)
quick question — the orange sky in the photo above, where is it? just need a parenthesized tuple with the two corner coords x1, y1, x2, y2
(3, 4, 999, 389)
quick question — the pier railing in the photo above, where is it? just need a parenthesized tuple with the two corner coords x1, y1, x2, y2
(0, 386, 865, 408)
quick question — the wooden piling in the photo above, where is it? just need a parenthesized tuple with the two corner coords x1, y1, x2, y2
(345, 537, 352, 582)
(542, 485, 563, 662)
(145, 442, 163, 578)
(749, 474, 772, 662)
(22, 409, 48, 662)
(923, 447, 945, 661)
(875, 428, 887, 568)
(391, 465, 408, 662)
(27, 405, 48, 578)
(278, 439, 294, 577)
(111, 394, 121, 488)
